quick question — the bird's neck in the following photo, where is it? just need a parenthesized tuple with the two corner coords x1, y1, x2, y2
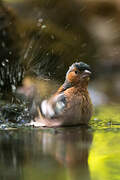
(57, 80, 88, 93)
(76, 80, 88, 89)
(57, 80, 73, 93)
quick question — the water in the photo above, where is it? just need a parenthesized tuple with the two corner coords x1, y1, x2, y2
(0, 127, 120, 180)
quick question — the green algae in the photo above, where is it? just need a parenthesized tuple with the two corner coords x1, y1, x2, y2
(90, 104, 120, 130)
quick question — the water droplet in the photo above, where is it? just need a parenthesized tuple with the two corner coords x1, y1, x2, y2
(37, 18, 43, 26)
(12, 85, 16, 92)
(13, 77, 16, 84)
(41, 25, 47, 29)
(0, 80, 4, 86)
(38, 18, 43, 23)
(1, 62, 5, 66)
(25, 108, 28, 112)
(1, 42, 5, 48)
(18, 72, 22, 81)
(94, 118, 98, 121)
(9, 51, 12, 55)
(5, 59, 9, 62)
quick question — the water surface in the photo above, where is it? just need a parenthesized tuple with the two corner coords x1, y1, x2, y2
(0, 125, 120, 180)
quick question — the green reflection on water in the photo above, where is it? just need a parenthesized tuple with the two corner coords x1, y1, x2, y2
(89, 130, 120, 180)
(88, 104, 120, 180)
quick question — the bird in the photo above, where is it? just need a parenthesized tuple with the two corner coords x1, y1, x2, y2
(19, 62, 93, 127)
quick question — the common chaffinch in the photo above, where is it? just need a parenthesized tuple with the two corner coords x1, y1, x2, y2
(19, 62, 93, 127)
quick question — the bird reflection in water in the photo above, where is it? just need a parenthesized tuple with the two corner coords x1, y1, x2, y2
(40, 127, 93, 180)
(0, 127, 93, 180)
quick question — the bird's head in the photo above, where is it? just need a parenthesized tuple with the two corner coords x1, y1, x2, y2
(66, 62, 91, 87)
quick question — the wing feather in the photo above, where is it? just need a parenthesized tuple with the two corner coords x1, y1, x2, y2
(40, 93, 66, 119)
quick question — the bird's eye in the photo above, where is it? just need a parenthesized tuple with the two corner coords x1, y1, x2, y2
(75, 70, 78, 74)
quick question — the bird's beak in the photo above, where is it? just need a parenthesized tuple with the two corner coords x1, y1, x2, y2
(82, 70, 91, 78)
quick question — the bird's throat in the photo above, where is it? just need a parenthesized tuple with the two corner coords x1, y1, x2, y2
(62, 80, 73, 91)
